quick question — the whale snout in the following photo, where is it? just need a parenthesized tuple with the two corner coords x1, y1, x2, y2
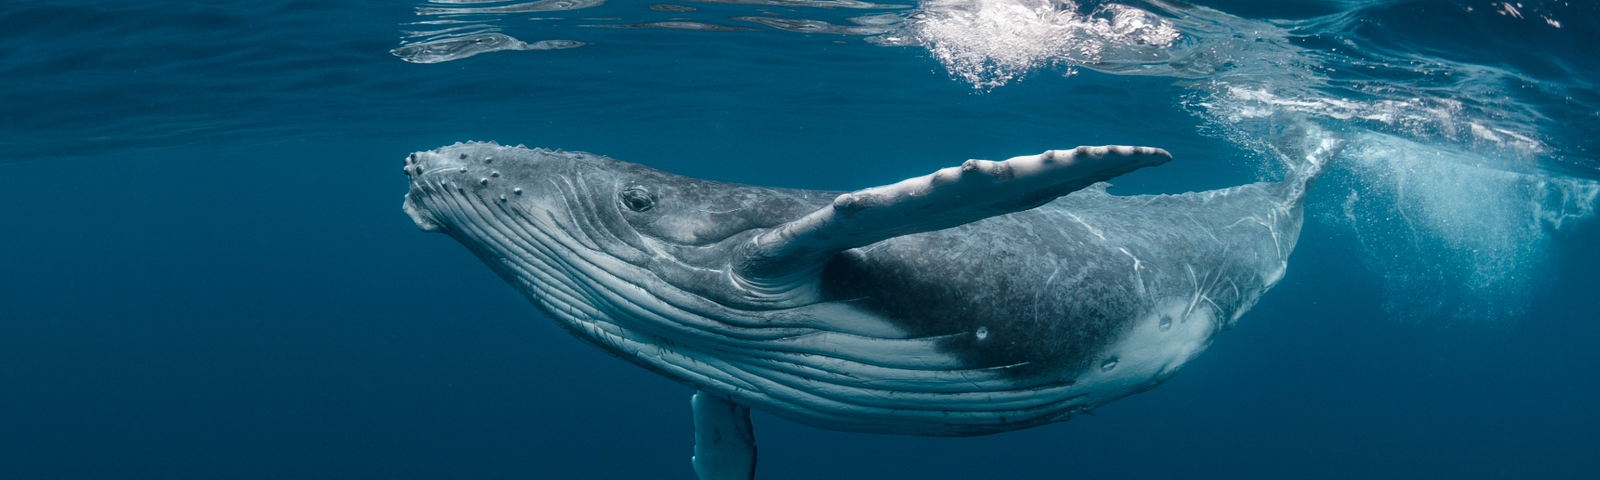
(401, 141, 565, 234)
(402, 145, 479, 179)
(403, 151, 444, 232)
(402, 143, 504, 233)
(402, 146, 480, 184)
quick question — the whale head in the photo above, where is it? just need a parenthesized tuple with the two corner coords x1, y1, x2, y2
(405, 141, 829, 240)
(401, 141, 835, 329)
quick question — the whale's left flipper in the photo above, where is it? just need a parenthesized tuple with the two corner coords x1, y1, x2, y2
(732, 146, 1171, 288)
(692, 392, 756, 480)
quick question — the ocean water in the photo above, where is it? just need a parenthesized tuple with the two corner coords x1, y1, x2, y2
(2, 0, 1597, 478)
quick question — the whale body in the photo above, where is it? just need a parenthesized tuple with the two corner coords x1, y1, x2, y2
(402, 136, 1336, 476)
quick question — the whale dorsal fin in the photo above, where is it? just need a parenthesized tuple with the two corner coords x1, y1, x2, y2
(732, 146, 1172, 289)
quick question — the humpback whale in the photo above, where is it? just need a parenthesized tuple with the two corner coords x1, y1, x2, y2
(402, 134, 1336, 479)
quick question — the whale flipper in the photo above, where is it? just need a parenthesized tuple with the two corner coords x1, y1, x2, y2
(692, 392, 756, 480)
(732, 146, 1172, 287)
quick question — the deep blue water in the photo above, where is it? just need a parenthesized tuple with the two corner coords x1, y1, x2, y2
(2, 0, 1598, 478)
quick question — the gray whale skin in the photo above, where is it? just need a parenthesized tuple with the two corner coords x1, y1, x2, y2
(402, 137, 1336, 478)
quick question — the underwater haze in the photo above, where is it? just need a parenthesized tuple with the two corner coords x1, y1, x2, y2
(3, 0, 1598, 478)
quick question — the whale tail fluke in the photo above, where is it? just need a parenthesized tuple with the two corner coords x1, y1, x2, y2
(1271, 120, 1344, 208)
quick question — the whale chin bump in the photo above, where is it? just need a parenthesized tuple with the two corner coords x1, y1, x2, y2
(402, 195, 442, 232)
(402, 141, 1330, 442)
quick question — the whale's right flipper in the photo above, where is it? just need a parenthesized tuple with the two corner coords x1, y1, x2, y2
(692, 392, 756, 480)
(732, 146, 1171, 287)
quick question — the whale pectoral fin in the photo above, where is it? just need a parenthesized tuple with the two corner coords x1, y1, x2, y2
(733, 146, 1172, 283)
(692, 392, 756, 480)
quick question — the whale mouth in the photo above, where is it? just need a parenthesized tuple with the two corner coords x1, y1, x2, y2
(402, 150, 458, 232)
(402, 191, 442, 232)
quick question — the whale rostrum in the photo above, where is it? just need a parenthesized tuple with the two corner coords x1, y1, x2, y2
(402, 136, 1337, 479)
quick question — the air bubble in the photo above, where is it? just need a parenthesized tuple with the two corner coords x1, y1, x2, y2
(975, 326, 989, 340)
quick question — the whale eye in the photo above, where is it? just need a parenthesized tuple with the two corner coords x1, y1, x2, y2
(620, 186, 654, 212)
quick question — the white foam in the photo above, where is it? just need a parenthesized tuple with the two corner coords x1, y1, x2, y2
(1199, 86, 1548, 155)
(1331, 133, 1598, 323)
(910, 0, 1178, 89)
(1192, 75, 1599, 324)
